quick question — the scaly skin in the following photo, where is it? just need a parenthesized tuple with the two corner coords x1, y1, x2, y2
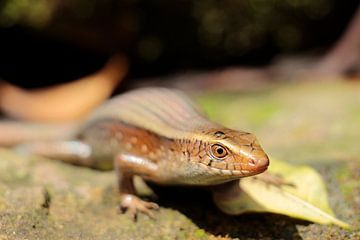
(1, 87, 269, 219)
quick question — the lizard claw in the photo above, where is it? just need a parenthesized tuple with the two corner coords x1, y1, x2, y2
(119, 194, 159, 220)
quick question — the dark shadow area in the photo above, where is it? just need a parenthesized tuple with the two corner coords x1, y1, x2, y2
(149, 183, 309, 239)
(0, 27, 109, 89)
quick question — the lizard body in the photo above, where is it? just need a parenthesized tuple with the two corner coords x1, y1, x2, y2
(1, 87, 269, 218)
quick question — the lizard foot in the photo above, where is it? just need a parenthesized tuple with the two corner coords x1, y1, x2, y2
(119, 194, 159, 220)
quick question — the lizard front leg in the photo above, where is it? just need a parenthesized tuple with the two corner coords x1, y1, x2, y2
(114, 154, 159, 220)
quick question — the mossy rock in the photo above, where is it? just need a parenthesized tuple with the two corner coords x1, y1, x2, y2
(0, 81, 359, 239)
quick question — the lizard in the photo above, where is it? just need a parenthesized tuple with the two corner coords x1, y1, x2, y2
(0, 87, 269, 219)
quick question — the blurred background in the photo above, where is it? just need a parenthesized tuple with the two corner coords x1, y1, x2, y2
(0, 0, 359, 89)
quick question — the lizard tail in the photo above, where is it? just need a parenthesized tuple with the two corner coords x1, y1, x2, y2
(0, 121, 79, 147)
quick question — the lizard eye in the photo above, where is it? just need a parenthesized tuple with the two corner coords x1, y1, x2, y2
(210, 144, 228, 159)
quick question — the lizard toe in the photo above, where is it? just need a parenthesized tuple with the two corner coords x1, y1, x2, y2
(119, 194, 159, 220)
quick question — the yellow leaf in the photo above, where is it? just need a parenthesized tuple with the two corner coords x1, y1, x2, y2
(214, 158, 350, 228)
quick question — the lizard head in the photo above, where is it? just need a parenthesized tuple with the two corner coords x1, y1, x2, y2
(196, 128, 269, 179)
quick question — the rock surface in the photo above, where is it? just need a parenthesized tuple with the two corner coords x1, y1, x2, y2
(0, 81, 359, 239)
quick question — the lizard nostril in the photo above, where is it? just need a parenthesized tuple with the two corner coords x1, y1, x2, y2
(249, 158, 257, 166)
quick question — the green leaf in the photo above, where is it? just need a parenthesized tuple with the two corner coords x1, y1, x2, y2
(214, 158, 350, 228)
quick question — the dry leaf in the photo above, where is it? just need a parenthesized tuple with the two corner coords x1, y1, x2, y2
(214, 158, 349, 228)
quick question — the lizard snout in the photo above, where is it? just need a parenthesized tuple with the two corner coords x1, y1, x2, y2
(249, 152, 269, 173)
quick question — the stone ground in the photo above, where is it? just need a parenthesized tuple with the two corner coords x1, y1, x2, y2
(0, 81, 359, 239)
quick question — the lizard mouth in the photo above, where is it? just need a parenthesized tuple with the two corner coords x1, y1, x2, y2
(200, 163, 267, 177)
(252, 164, 268, 173)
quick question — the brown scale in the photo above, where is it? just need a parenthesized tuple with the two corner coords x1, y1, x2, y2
(98, 121, 169, 164)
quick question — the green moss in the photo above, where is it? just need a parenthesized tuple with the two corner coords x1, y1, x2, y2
(337, 166, 359, 198)
(198, 89, 279, 129)
(242, 100, 279, 126)
(194, 229, 206, 238)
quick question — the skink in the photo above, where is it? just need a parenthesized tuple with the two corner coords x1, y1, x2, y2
(0, 87, 269, 218)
